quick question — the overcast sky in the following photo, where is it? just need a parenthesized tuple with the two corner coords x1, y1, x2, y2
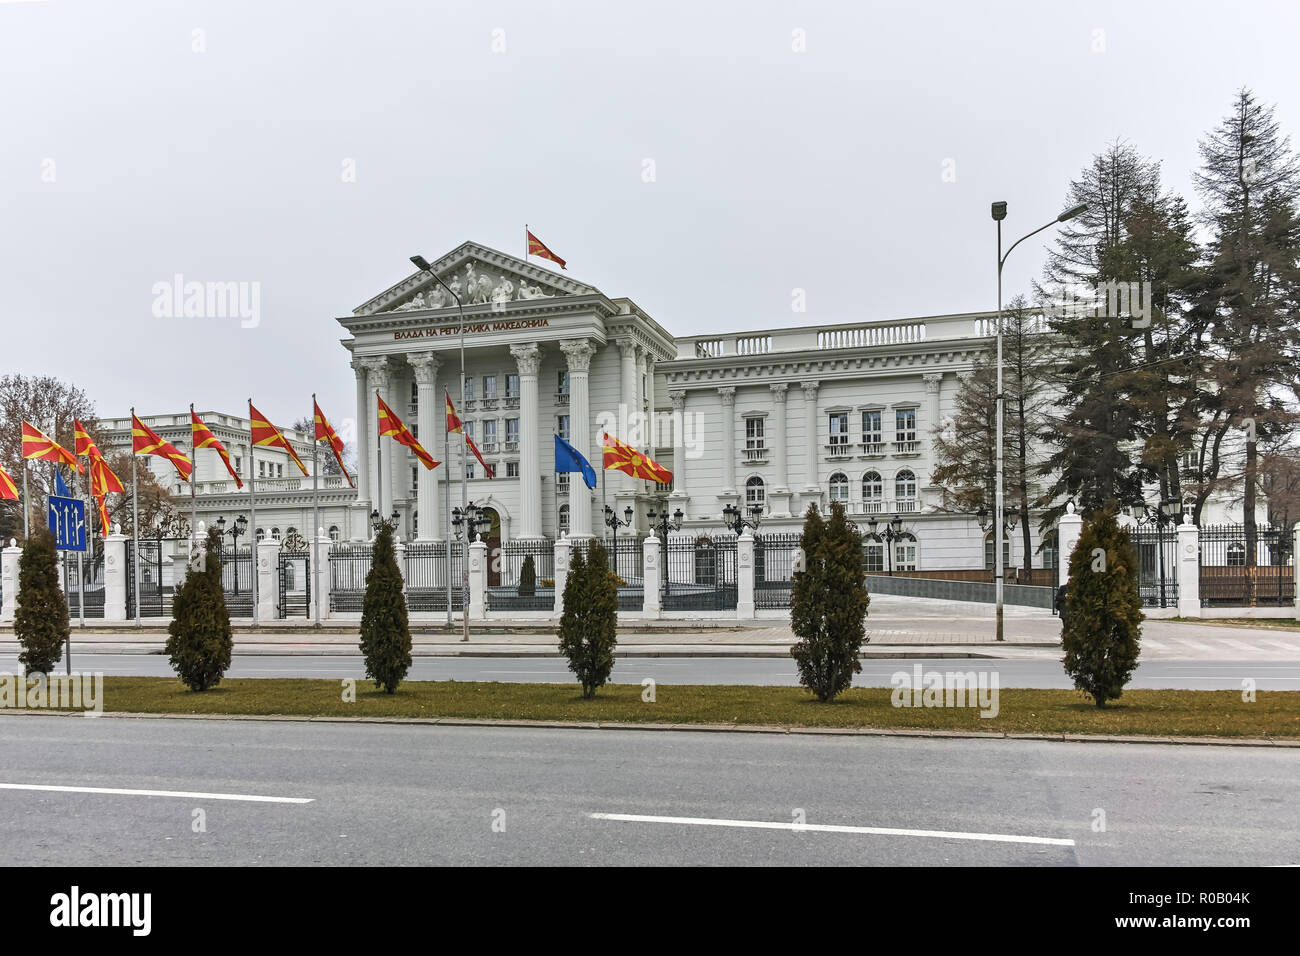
(3, 0, 1297, 431)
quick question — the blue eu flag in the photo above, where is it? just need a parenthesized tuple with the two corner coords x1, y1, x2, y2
(554, 434, 597, 490)
(54, 469, 72, 498)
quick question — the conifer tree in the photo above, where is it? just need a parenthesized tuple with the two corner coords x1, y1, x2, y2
(557, 540, 618, 698)
(790, 502, 870, 702)
(166, 529, 233, 691)
(359, 521, 411, 693)
(1061, 506, 1143, 707)
(518, 553, 536, 597)
(15, 530, 68, 676)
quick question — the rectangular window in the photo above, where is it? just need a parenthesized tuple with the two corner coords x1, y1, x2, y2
(278, 463, 284, 478)
(483, 375, 497, 399)
(483, 419, 498, 444)
(862, 410, 882, 443)
(463, 378, 474, 402)
(558, 370, 570, 394)
(895, 542, 918, 572)
(506, 374, 520, 399)
(259, 461, 265, 477)
(464, 421, 474, 441)
(506, 418, 519, 443)
(829, 412, 849, 445)
(557, 415, 570, 440)
(745, 417, 765, 449)
(411, 466, 418, 490)
(896, 409, 917, 442)
(863, 543, 884, 574)
(410, 381, 418, 404)
(465, 464, 475, 480)
(506, 461, 520, 478)
(234, 457, 241, 474)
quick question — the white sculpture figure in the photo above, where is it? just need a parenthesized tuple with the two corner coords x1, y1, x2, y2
(491, 277, 514, 304)
(426, 286, 446, 308)
(395, 291, 425, 311)
(471, 274, 493, 304)
(449, 276, 462, 300)
(517, 281, 546, 300)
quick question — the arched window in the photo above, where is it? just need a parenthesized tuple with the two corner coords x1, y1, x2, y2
(1227, 542, 1245, 567)
(829, 472, 849, 503)
(862, 534, 885, 573)
(862, 471, 882, 512)
(329, 526, 341, 543)
(1041, 529, 1058, 570)
(746, 476, 766, 512)
(894, 532, 918, 572)
(984, 530, 1011, 571)
(271, 527, 281, 542)
(895, 469, 917, 501)
(558, 504, 570, 532)
(256, 527, 266, 542)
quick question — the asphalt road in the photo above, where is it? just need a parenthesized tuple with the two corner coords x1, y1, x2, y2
(1, 714, 1295, 866)
(4, 652, 1299, 689)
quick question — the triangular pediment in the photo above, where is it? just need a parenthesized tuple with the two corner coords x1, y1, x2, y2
(353, 241, 599, 316)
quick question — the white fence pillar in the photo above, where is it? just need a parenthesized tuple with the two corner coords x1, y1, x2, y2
(102, 528, 127, 621)
(0, 538, 20, 624)
(394, 537, 407, 592)
(1294, 524, 1300, 620)
(469, 537, 487, 620)
(1176, 516, 1200, 618)
(257, 539, 279, 622)
(553, 535, 570, 616)
(312, 528, 331, 621)
(737, 527, 756, 620)
(1058, 502, 1083, 588)
(642, 533, 661, 617)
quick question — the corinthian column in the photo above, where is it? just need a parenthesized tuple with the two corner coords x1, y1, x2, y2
(718, 386, 736, 495)
(618, 339, 638, 493)
(351, 358, 372, 530)
(770, 383, 789, 492)
(410, 352, 441, 540)
(360, 357, 391, 523)
(510, 343, 543, 539)
(669, 389, 688, 502)
(801, 380, 819, 492)
(560, 338, 597, 539)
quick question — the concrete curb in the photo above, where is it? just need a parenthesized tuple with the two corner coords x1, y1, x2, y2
(2, 709, 1294, 748)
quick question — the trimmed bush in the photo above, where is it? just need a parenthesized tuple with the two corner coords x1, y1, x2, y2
(1061, 505, 1143, 707)
(166, 530, 233, 691)
(519, 554, 536, 597)
(15, 530, 68, 676)
(790, 501, 870, 702)
(557, 540, 619, 698)
(359, 521, 412, 693)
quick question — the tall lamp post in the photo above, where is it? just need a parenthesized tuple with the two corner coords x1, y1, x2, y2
(647, 501, 683, 599)
(867, 515, 905, 576)
(991, 200, 1088, 640)
(410, 254, 469, 639)
(721, 502, 762, 535)
(603, 504, 634, 535)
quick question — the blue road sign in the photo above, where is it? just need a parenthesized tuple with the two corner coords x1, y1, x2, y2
(48, 495, 87, 552)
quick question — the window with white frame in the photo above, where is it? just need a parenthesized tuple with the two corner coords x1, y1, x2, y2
(483, 375, 497, 399)
(465, 464, 475, 480)
(506, 374, 520, 399)
(746, 475, 766, 511)
(558, 504, 570, 532)
(411, 465, 418, 491)
(329, 526, 340, 542)
(894, 533, 918, 571)
(829, 472, 849, 503)
(557, 415, 570, 440)
(863, 536, 885, 573)
(463, 378, 474, 402)
(745, 417, 765, 450)
(271, 527, 281, 542)
(482, 419, 498, 446)
(862, 470, 883, 501)
(862, 409, 882, 444)
(506, 418, 519, 444)
(557, 370, 569, 395)
(896, 408, 917, 442)
(895, 469, 917, 500)
(984, 531, 1011, 571)
(464, 421, 474, 441)
(828, 412, 849, 445)
(506, 461, 519, 478)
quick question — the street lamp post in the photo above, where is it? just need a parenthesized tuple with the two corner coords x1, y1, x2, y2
(410, 254, 469, 639)
(1138, 497, 1182, 608)
(990, 200, 1087, 640)
(647, 501, 683, 599)
(721, 502, 762, 536)
(603, 504, 634, 536)
(867, 515, 905, 576)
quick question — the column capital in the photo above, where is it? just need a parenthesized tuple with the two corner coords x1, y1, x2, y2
(617, 338, 639, 361)
(923, 372, 943, 393)
(717, 386, 736, 405)
(770, 382, 789, 402)
(360, 356, 391, 388)
(408, 352, 442, 384)
(669, 389, 686, 409)
(559, 338, 597, 373)
(800, 380, 819, 397)
(509, 342, 542, 376)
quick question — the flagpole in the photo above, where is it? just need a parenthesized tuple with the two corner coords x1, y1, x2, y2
(248, 400, 258, 626)
(189, 403, 198, 550)
(131, 407, 140, 629)
(444, 420, 452, 629)
(76, 465, 85, 636)
(375, 390, 383, 534)
(312, 394, 321, 627)
(22, 463, 29, 540)
(601, 459, 608, 544)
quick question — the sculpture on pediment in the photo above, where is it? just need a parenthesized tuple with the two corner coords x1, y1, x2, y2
(395, 292, 425, 312)
(517, 281, 547, 300)
(426, 286, 447, 308)
(448, 276, 463, 300)
(491, 277, 515, 305)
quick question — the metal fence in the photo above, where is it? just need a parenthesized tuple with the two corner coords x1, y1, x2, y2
(329, 543, 373, 613)
(60, 550, 106, 619)
(754, 532, 801, 609)
(125, 538, 185, 618)
(573, 537, 644, 612)
(1199, 524, 1294, 608)
(487, 539, 554, 612)
(277, 547, 311, 619)
(217, 544, 254, 617)
(662, 534, 738, 611)
(406, 541, 466, 612)
(1130, 521, 1180, 609)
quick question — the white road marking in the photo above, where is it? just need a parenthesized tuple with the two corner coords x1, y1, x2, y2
(590, 812, 1074, 846)
(0, 783, 313, 804)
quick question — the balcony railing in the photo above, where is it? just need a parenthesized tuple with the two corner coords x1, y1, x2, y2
(504, 440, 519, 453)
(895, 498, 920, 513)
(859, 441, 885, 456)
(893, 440, 920, 455)
(554, 391, 570, 406)
(481, 397, 498, 410)
(851, 500, 885, 515)
(481, 441, 498, 454)
(503, 396, 520, 409)
(825, 442, 853, 458)
(849, 498, 919, 516)
(743, 446, 768, 463)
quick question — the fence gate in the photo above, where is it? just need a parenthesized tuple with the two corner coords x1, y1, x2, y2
(487, 539, 555, 612)
(1199, 524, 1295, 608)
(405, 541, 466, 612)
(125, 538, 175, 618)
(277, 532, 311, 619)
(219, 543, 255, 617)
(663, 534, 738, 611)
(1130, 521, 1180, 609)
(754, 532, 801, 609)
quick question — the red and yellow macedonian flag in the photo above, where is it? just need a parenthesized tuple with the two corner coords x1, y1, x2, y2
(249, 403, 309, 478)
(22, 421, 83, 473)
(526, 229, 566, 270)
(93, 494, 112, 538)
(132, 414, 193, 481)
(313, 400, 354, 488)
(74, 419, 125, 495)
(445, 389, 463, 434)
(378, 394, 439, 471)
(0, 461, 18, 501)
(192, 410, 243, 489)
(601, 432, 672, 483)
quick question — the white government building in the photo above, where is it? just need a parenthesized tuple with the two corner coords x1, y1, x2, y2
(107, 239, 1263, 578)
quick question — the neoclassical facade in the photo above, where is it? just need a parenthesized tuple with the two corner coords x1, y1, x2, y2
(339, 240, 1039, 574)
